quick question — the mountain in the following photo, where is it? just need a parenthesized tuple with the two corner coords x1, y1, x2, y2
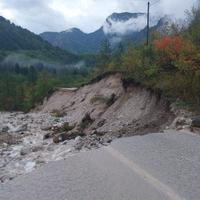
(40, 12, 161, 54)
(40, 27, 106, 55)
(0, 16, 81, 65)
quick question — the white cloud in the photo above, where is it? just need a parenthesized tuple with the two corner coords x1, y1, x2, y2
(103, 15, 147, 35)
(0, 0, 197, 34)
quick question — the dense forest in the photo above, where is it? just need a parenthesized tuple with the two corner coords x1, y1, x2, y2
(0, 16, 80, 64)
(0, 16, 95, 111)
(0, 64, 91, 111)
(0, 3, 200, 112)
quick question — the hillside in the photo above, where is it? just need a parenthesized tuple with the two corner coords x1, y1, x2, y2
(40, 12, 163, 54)
(0, 16, 80, 64)
(40, 28, 106, 54)
(0, 73, 179, 182)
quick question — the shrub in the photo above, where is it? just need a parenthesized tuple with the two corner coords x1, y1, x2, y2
(90, 94, 116, 106)
(51, 109, 66, 118)
(153, 36, 186, 70)
(53, 122, 75, 134)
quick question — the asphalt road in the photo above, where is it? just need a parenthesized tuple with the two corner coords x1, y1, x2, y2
(1, 130, 200, 200)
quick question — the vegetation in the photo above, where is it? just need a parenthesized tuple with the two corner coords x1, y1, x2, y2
(1, 4, 200, 112)
(0, 16, 80, 64)
(95, 3, 200, 111)
(0, 64, 92, 111)
(53, 122, 76, 134)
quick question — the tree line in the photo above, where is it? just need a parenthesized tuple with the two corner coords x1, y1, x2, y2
(96, 3, 200, 111)
(0, 63, 89, 111)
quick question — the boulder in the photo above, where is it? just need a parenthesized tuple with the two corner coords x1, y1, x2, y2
(14, 124, 28, 133)
(1, 126, 9, 133)
(74, 136, 83, 150)
(41, 125, 52, 131)
(171, 117, 191, 130)
(53, 131, 85, 144)
(43, 133, 51, 140)
(53, 136, 60, 144)
(20, 147, 31, 156)
(191, 117, 200, 128)
(53, 132, 68, 143)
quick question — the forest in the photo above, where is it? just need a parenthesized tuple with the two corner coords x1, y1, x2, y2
(0, 3, 200, 112)
(96, 3, 200, 112)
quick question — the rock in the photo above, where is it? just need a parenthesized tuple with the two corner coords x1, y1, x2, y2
(31, 145, 44, 152)
(1, 126, 9, 133)
(43, 133, 51, 140)
(2, 143, 8, 148)
(53, 132, 68, 143)
(53, 136, 60, 144)
(75, 136, 82, 143)
(14, 124, 28, 133)
(91, 130, 97, 135)
(172, 117, 191, 130)
(74, 141, 83, 151)
(53, 131, 85, 144)
(41, 125, 52, 131)
(47, 145, 55, 151)
(103, 138, 112, 144)
(36, 158, 46, 165)
(97, 119, 106, 128)
(20, 147, 31, 156)
(191, 117, 200, 128)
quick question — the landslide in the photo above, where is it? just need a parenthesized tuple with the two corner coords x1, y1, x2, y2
(38, 73, 174, 138)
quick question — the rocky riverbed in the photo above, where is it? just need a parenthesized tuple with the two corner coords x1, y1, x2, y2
(0, 112, 114, 183)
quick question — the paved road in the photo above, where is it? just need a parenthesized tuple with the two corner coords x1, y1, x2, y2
(1, 130, 200, 200)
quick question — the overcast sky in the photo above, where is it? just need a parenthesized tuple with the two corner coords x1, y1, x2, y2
(0, 0, 197, 34)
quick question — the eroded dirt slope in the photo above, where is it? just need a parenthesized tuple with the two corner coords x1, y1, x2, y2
(0, 73, 176, 183)
(40, 73, 173, 137)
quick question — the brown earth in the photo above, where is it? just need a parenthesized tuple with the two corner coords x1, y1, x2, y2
(38, 73, 174, 138)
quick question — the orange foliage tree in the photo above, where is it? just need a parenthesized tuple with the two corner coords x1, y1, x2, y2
(153, 36, 192, 70)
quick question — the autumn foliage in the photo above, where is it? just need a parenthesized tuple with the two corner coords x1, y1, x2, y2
(96, 3, 200, 110)
(153, 36, 193, 69)
(154, 36, 184, 52)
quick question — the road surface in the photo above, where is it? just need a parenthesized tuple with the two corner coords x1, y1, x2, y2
(1, 130, 200, 200)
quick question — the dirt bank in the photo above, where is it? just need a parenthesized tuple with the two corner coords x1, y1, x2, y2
(0, 73, 177, 183)
(39, 73, 174, 137)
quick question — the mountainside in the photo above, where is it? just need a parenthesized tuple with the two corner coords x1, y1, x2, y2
(0, 16, 81, 65)
(40, 12, 162, 54)
(41, 27, 106, 54)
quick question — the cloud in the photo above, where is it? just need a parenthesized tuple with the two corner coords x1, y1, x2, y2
(0, 0, 197, 34)
(103, 15, 149, 36)
(0, 0, 68, 33)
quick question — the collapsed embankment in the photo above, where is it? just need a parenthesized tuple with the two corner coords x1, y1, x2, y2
(1, 73, 182, 182)
(39, 73, 174, 138)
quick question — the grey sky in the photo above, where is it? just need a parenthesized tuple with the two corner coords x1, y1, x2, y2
(0, 0, 197, 34)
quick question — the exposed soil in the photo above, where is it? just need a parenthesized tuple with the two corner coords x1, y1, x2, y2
(0, 73, 176, 183)
(39, 73, 174, 137)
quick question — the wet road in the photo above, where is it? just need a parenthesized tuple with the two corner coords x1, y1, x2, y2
(1, 130, 200, 200)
